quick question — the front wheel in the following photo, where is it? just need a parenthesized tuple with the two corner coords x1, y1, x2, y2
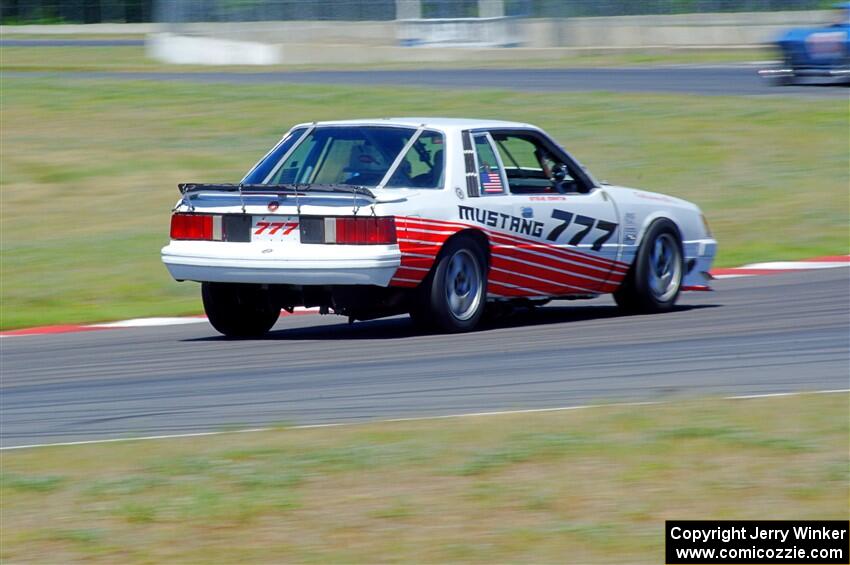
(614, 219, 683, 314)
(411, 236, 487, 333)
(202, 282, 280, 337)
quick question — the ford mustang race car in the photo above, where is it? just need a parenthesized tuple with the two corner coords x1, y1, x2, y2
(759, 2, 850, 84)
(162, 118, 716, 336)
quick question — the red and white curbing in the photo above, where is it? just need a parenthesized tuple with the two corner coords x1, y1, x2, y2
(1, 308, 318, 337)
(2, 255, 847, 337)
(710, 254, 850, 279)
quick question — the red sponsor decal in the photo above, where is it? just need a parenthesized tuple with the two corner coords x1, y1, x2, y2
(254, 221, 299, 236)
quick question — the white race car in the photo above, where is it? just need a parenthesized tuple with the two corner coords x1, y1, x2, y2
(162, 118, 716, 336)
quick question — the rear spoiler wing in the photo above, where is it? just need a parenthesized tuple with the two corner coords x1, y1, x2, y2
(178, 183, 376, 200)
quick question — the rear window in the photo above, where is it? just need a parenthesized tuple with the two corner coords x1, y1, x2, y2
(243, 126, 444, 189)
(241, 127, 307, 184)
(384, 130, 445, 189)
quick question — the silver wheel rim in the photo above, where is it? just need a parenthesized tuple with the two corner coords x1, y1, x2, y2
(445, 249, 483, 321)
(648, 233, 682, 302)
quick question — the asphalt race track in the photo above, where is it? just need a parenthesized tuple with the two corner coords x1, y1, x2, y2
(8, 67, 848, 97)
(2, 269, 847, 448)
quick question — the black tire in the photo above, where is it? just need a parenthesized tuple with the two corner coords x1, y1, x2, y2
(201, 282, 280, 337)
(411, 236, 488, 333)
(614, 219, 684, 314)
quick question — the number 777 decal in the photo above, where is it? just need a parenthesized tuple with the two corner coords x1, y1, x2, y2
(546, 209, 617, 251)
(254, 221, 299, 235)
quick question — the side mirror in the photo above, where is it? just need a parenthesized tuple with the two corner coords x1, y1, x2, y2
(552, 164, 568, 181)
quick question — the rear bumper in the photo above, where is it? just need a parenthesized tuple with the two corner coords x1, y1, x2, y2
(162, 241, 401, 286)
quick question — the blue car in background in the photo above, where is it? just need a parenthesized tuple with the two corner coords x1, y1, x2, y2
(760, 2, 850, 84)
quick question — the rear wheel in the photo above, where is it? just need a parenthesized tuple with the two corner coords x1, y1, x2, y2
(202, 282, 280, 337)
(411, 236, 487, 333)
(614, 219, 683, 314)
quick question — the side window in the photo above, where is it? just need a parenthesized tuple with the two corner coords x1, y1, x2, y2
(473, 134, 507, 195)
(491, 133, 579, 195)
(496, 136, 542, 172)
(385, 130, 445, 189)
(493, 133, 575, 194)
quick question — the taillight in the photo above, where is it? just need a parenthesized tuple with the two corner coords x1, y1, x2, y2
(335, 217, 397, 244)
(171, 213, 213, 240)
(300, 216, 397, 245)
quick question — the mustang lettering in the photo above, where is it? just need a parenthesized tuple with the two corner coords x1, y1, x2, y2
(458, 205, 544, 238)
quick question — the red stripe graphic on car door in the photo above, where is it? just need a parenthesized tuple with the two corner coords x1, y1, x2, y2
(388, 216, 626, 296)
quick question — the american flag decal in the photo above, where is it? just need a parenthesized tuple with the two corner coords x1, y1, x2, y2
(481, 170, 503, 193)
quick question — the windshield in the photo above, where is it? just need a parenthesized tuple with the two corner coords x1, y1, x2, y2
(242, 126, 445, 189)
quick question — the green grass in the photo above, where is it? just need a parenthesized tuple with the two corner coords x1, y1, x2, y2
(0, 44, 772, 73)
(1, 76, 847, 328)
(1, 394, 847, 563)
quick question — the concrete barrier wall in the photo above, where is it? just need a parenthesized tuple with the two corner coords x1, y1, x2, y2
(398, 17, 523, 47)
(171, 21, 397, 46)
(155, 34, 780, 66)
(547, 11, 831, 49)
(147, 33, 282, 65)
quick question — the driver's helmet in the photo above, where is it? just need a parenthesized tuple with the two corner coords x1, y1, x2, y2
(348, 141, 386, 173)
(343, 140, 389, 184)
